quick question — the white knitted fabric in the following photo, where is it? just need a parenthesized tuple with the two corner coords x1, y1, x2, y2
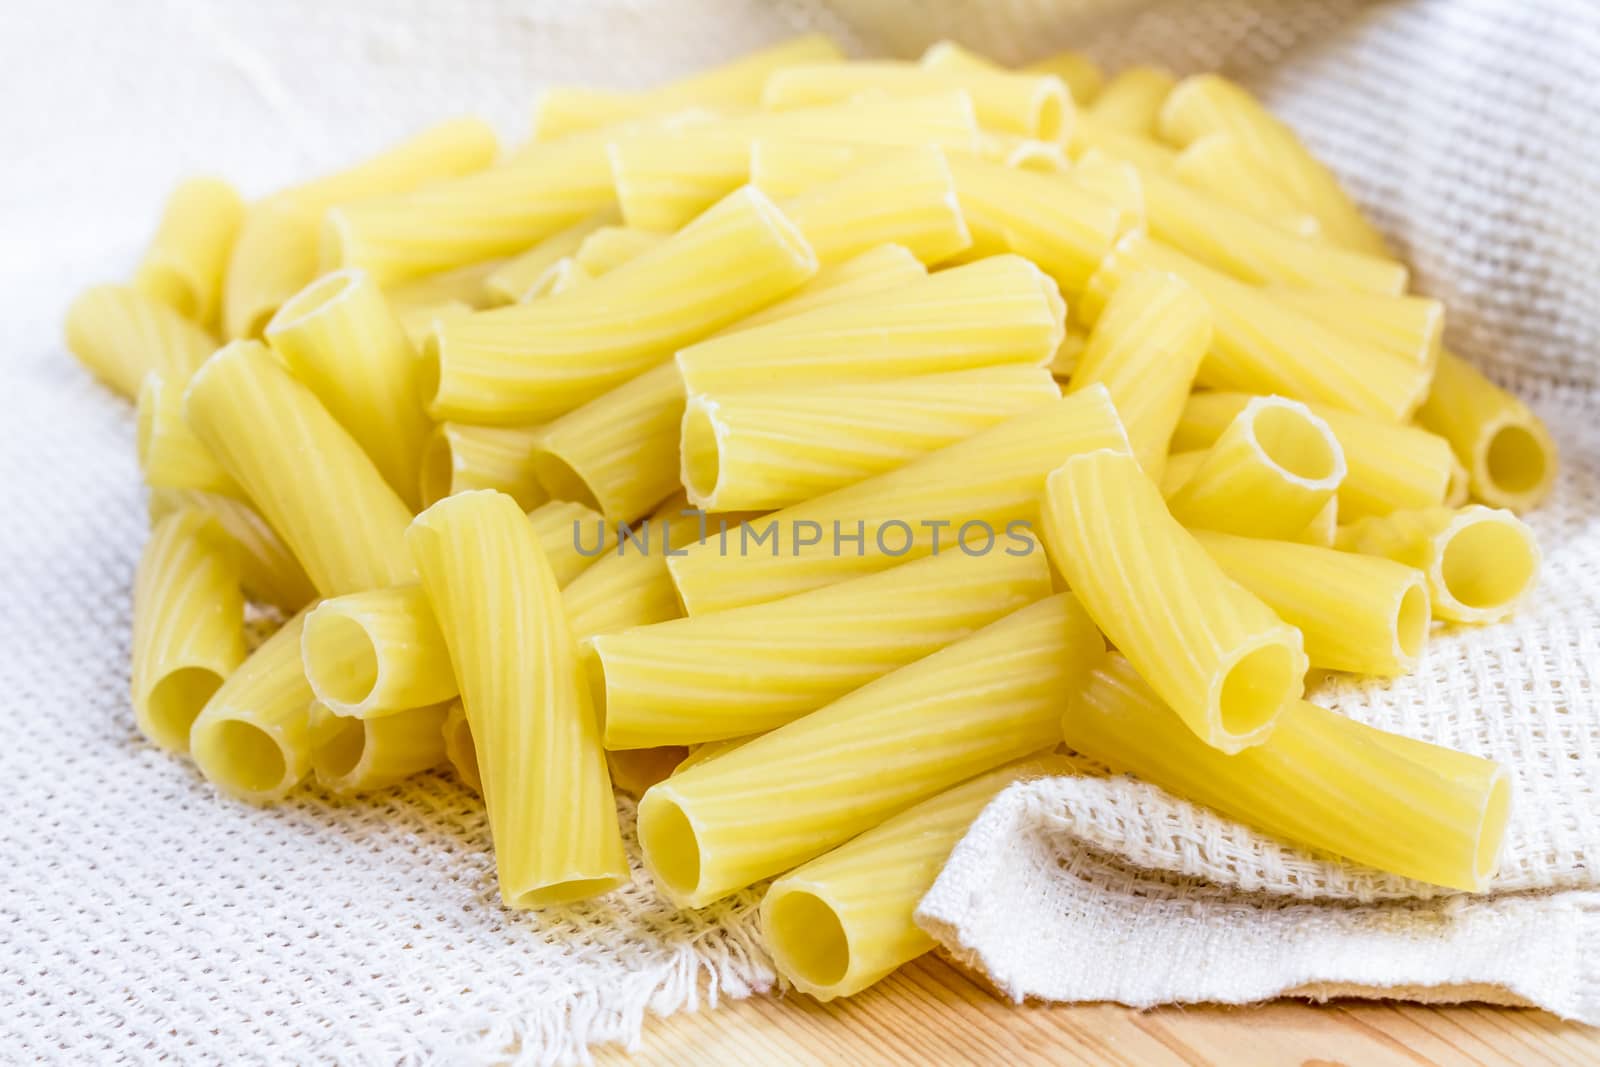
(2, 0, 1596, 1062)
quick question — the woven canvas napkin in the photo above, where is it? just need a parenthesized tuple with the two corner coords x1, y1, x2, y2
(1, 1, 1594, 1063)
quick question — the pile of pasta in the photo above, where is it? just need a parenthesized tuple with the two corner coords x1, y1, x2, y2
(68, 35, 1560, 1003)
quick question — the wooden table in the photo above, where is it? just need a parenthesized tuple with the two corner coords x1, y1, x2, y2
(599, 956, 1600, 1065)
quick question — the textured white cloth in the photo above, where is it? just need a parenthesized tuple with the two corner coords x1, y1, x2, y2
(2, 0, 1597, 1062)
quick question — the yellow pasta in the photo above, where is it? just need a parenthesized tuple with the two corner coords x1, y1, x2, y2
(1065, 152, 1145, 236)
(419, 422, 548, 511)
(383, 256, 506, 310)
(573, 226, 664, 274)
(605, 747, 689, 797)
(595, 543, 1053, 748)
(1158, 74, 1390, 255)
(324, 130, 624, 287)
(407, 490, 628, 906)
(64, 284, 217, 399)
(183, 340, 415, 597)
(682, 366, 1058, 511)
(1086, 66, 1175, 134)
(264, 269, 433, 508)
(147, 489, 317, 612)
(1194, 530, 1430, 677)
(1173, 134, 1321, 237)
(310, 700, 449, 794)
(540, 258, 593, 296)
(762, 755, 1071, 1000)
(1302, 496, 1340, 548)
(1043, 448, 1307, 753)
(976, 131, 1069, 172)
(530, 244, 928, 524)
(636, 594, 1101, 908)
(529, 34, 844, 140)
(1067, 270, 1210, 480)
(426, 186, 816, 424)
(133, 176, 245, 328)
(562, 496, 716, 643)
(1134, 160, 1408, 294)
(301, 585, 457, 717)
(1446, 452, 1472, 508)
(669, 734, 755, 777)
(1068, 114, 1179, 171)
(136, 373, 242, 498)
(1167, 396, 1347, 539)
(1083, 233, 1432, 420)
(945, 154, 1126, 296)
(1335, 505, 1540, 625)
(1175, 391, 1457, 520)
(677, 255, 1061, 395)
(441, 700, 479, 794)
(396, 300, 474, 347)
(131, 511, 247, 753)
(763, 62, 1071, 142)
(1269, 286, 1444, 368)
(223, 118, 500, 337)
(482, 212, 615, 305)
(667, 387, 1128, 614)
(1049, 323, 1088, 380)
(777, 147, 972, 266)
(526, 498, 618, 587)
(1064, 653, 1511, 891)
(189, 610, 318, 804)
(1022, 50, 1103, 104)
(1415, 350, 1558, 512)
(610, 93, 979, 231)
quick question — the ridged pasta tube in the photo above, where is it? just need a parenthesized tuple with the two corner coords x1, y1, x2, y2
(323, 128, 632, 287)
(64, 284, 216, 398)
(605, 747, 688, 798)
(183, 340, 416, 596)
(975, 132, 1069, 172)
(763, 62, 1071, 142)
(667, 387, 1129, 614)
(1335, 506, 1540, 625)
(1167, 396, 1347, 539)
(425, 186, 817, 424)
(1135, 162, 1407, 294)
(190, 611, 318, 804)
(482, 212, 614, 305)
(382, 256, 504, 311)
(682, 366, 1059, 511)
(407, 490, 628, 906)
(1270, 287, 1444, 368)
(441, 700, 479, 794)
(264, 269, 433, 507)
(1158, 74, 1389, 255)
(310, 700, 449, 794)
(637, 594, 1102, 907)
(396, 300, 474, 347)
(573, 226, 663, 274)
(610, 93, 979, 231)
(1023, 50, 1103, 104)
(301, 585, 457, 717)
(1067, 270, 1210, 480)
(676, 255, 1063, 395)
(946, 155, 1126, 296)
(1064, 653, 1511, 892)
(136, 373, 242, 498)
(133, 176, 245, 328)
(131, 511, 247, 752)
(1043, 448, 1307, 753)
(1415, 350, 1558, 512)
(147, 489, 317, 612)
(1066, 152, 1145, 236)
(1083, 233, 1431, 421)
(595, 544, 1053, 748)
(223, 118, 500, 337)
(529, 34, 844, 140)
(530, 246, 928, 525)
(778, 148, 971, 266)
(761, 755, 1071, 1000)
(1068, 114, 1178, 171)
(1175, 392, 1455, 521)
(419, 422, 548, 510)
(1086, 66, 1175, 134)
(1172, 134, 1321, 237)
(1194, 530, 1430, 677)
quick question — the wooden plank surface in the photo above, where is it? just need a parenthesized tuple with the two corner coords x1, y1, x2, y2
(597, 956, 1600, 1065)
